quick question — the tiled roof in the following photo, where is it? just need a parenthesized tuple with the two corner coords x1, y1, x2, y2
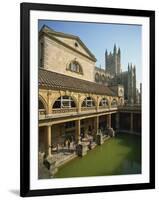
(39, 68, 116, 96)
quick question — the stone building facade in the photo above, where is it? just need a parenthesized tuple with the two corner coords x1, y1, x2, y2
(38, 25, 141, 178)
(39, 25, 96, 82)
(94, 45, 141, 104)
(105, 44, 121, 75)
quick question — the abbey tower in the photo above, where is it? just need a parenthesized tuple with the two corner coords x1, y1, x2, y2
(94, 44, 140, 105)
(105, 44, 121, 75)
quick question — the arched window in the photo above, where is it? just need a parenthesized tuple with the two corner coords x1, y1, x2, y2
(111, 99, 118, 107)
(39, 99, 45, 109)
(68, 61, 83, 74)
(95, 73, 100, 82)
(82, 97, 95, 107)
(119, 98, 124, 105)
(99, 98, 109, 107)
(53, 96, 76, 109)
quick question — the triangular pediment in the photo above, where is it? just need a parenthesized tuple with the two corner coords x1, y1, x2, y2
(40, 25, 96, 62)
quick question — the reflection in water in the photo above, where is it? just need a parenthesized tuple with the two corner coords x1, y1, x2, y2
(121, 160, 141, 174)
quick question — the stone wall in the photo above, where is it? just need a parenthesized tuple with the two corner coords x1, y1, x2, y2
(41, 35, 95, 82)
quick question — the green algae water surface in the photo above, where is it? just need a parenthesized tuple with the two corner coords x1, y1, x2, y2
(54, 133, 141, 178)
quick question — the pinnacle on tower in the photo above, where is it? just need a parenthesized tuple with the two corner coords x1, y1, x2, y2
(105, 49, 108, 55)
(133, 65, 136, 74)
(128, 63, 130, 71)
(130, 63, 133, 69)
(113, 44, 117, 54)
(118, 47, 121, 55)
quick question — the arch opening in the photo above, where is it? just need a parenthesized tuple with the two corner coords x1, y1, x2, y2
(111, 99, 118, 108)
(82, 97, 95, 107)
(99, 98, 109, 107)
(38, 99, 46, 115)
(53, 96, 76, 109)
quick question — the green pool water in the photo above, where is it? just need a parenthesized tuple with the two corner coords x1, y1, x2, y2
(54, 133, 141, 178)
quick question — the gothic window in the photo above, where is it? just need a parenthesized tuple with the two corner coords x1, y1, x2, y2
(68, 61, 83, 74)
(53, 96, 76, 109)
(120, 98, 124, 105)
(119, 88, 124, 96)
(95, 73, 100, 82)
(82, 97, 95, 107)
(101, 75, 106, 83)
(99, 98, 109, 107)
(111, 99, 118, 107)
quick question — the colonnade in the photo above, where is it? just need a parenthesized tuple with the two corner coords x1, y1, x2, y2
(40, 112, 139, 156)
(40, 114, 112, 156)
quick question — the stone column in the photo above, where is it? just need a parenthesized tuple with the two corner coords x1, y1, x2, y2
(116, 113, 119, 130)
(96, 116, 104, 145)
(47, 91, 52, 116)
(75, 119, 81, 142)
(130, 113, 133, 132)
(106, 114, 115, 137)
(107, 114, 111, 128)
(94, 116, 99, 133)
(96, 96, 99, 112)
(76, 119, 88, 156)
(78, 94, 81, 113)
(47, 125, 52, 156)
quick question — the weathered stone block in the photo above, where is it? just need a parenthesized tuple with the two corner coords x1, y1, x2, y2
(43, 155, 58, 177)
(107, 128, 115, 137)
(76, 143, 87, 157)
(96, 134, 104, 145)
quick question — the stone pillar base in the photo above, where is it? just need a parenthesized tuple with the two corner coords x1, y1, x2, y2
(96, 134, 104, 145)
(107, 128, 115, 137)
(43, 155, 58, 177)
(76, 143, 87, 157)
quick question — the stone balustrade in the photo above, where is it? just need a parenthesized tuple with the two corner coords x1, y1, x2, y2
(39, 109, 46, 115)
(52, 108, 78, 114)
(81, 106, 96, 111)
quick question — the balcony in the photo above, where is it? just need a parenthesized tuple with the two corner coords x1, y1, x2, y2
(110, 105, 118, 110)
(39, 109, 46, 119)
(81, 106, 96, 112)
(99, 106, 109, 110)
(52, 108, 78, 114)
